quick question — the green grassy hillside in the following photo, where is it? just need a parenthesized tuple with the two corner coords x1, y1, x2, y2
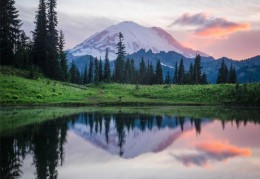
(1, 67, 260, 106)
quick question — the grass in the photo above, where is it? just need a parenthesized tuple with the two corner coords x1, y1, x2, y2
(1, 66, 260, 106)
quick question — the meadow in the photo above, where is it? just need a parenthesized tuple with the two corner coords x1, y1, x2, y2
(1, 67, 260, 106)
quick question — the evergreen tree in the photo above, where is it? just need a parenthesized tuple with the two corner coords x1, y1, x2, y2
(155, 60, 163, 84)
(194, 54, 201, 84)
(124, 58, 132, 84)
(229, 63, 237, 83)
(189, 63, 194, 84)
(83, 64, 88, 84)
(217, 59, 228, 84)
(103, 48, 111, 82)
(58, 30, 68, 81)
(0, 0, 21, 66)
(165, 71, 170, 84)
(178, 58, 185, 84)
(32, 0, 48, 74)
(130, 59, 136, 84)
(88, 57, 93, 83)
(15, 31, 33, 68)
(114, 32, 126, 83)
(46, 0, 60, 79)
(139, 57, 146, 84)
(94, 57, 99, 84)
(173, 62, 178, 84)
(147, 61, 154, 85)
(98, 58, 103, 81)
(201, 72, 208, 84)
(69, 61, 80, 84)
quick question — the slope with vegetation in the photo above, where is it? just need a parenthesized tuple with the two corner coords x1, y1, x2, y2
(1, 67, 260, 106)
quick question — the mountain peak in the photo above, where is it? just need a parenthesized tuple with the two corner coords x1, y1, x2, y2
(68, 21, 208, 59)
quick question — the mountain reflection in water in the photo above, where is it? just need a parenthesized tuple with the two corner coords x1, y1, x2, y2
(1, 109, 260, 179)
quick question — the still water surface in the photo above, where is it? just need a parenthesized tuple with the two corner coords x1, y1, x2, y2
(0, 107, 260, 179)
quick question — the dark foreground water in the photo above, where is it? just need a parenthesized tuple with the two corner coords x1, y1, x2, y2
(1, 107, 260, 179)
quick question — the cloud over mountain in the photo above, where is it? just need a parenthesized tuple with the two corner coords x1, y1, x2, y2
(171, 13, 250, 37)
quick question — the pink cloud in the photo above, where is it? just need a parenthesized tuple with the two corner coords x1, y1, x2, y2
(174, 141, 251, 167)
(197, 141, 251, 157)
(171, 12, 250, 37)
(196, 21, 250, 37)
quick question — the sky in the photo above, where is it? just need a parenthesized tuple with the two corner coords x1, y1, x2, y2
(16, 0, 260, 60)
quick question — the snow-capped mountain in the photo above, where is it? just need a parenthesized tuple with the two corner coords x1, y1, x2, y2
(68, 21, 208, 59)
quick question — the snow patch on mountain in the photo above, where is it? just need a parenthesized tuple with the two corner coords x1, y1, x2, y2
(68, 21, 208, 59)
(161, 63, 174, 69)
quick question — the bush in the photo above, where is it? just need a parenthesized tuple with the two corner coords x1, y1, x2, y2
(36, 94, 43, 99)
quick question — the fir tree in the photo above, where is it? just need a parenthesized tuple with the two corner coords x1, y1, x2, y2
(0, 0, 21, 66)
(103, 48, 111, 82)
(124, 58, 132, 84)
(173, 62, 178, 84)
(15, 31, 33, 68)
(217, 59, 228, 84)
(32, 0, 48, 74)
(83, 64, 88, 84)
(229, 63, 237, 83)
(94, 57, 99, 84)
(130, 59, 136, 84)
(189, 63, 194, 84)
(58, 30, 68, 81)
(139, 57, 146, 84)
(46, 0, 60, 80)
(99, 58, 103, 82)
(201, 72, 208, 84)
(165, 71, 170, 84)
(155, 60, 163, 84)
(114, 32, 126, 83)
(147, 61, 154, 85)
(178, 58, 185, 84)
(88, 57, 93, 83)
(194, 54, 202, 84)
(69, 61, 80, 84)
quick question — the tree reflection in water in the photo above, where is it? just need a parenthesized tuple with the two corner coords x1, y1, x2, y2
(1, 111, 259, 178)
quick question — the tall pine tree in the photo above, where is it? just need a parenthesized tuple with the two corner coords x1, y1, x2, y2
(124, 58, 132, 84)
(194, 54, 201, 84)
(0, 0, 21, 66)
(32, 0, 48, 73)
(155, 60, 163, 84)
(83, 63, 88, 84)
(114, 32, 126, 83)
(58, 30, 68, 81)
(228, 63, 237, 83)
(147, 61, 154, 85)
(217, 59, 228, 84)
(88, 57, 93, 83)
(69, 61, 80, 84)
(178, 58, 184, 84)
(165, 71, 170, 84)
(94, 57, 99, 84)
(46, 0, 60, 80)
(98, 58, 103, 82)
(103, 48, 111, 82)
(139, 57, 146, 84)
(173, 62, 178, 84)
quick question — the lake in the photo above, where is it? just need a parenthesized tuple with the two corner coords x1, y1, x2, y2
(0, 106, 260, 179)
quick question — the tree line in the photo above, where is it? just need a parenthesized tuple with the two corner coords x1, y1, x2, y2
(69, 33, 208, 85)
(217, 59, 237, 84)
(173, 55, 207, 85)
(1, 0, 68, 81)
